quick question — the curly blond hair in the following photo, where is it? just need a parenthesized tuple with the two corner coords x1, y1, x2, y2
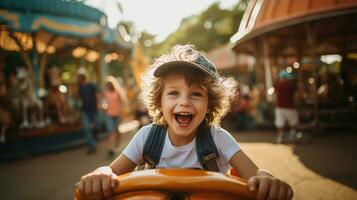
(140, 44, 238, 126)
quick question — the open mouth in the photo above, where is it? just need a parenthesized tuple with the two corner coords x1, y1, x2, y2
(174, 112, 194, 125)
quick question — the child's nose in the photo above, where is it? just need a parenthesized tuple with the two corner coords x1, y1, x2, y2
(178, 95, 190, 106)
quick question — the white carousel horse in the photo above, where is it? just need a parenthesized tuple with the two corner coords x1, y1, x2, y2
(16, 68, 46, 129)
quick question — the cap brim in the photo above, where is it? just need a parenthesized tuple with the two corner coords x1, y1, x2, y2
(153, 61, 213, 78)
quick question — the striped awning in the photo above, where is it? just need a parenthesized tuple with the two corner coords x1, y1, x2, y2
(0, 0, 132, 52)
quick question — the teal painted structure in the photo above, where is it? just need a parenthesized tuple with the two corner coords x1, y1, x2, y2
(0, 1, 133, 161)
(0, 0, 132, 49)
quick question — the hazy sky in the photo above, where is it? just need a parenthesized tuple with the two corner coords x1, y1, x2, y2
(85, 0, 238, 42)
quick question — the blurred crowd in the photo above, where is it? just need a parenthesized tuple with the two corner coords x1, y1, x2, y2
(224, 85, 274, 131)
(1, 62, 355, 145)
(0, 66, 149, 144)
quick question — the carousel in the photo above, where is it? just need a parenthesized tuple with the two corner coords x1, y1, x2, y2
(0, 0, 132, 161)
(230, 0, 357, 132)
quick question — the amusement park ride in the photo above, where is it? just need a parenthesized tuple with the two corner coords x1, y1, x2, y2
(75, 169, 255, 200)
(0, 0, 133, 160)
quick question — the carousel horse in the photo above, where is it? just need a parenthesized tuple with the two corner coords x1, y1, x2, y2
(16, 68, 46, 129)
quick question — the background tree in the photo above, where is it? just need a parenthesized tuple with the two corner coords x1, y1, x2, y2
(141, 1, 248, 58)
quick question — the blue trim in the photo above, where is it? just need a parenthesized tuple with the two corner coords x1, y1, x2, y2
(0, 10, 102, 38)
(0, 0, 104, 23)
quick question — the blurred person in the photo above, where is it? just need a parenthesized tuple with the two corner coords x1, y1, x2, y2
(77, 44, 293, 200)
(249, 86, 260, 120)
(77, 69, 100, 154)
(236, 93, 254, 130)
(273, 70, 300, 143)
(104, 76, 128, 157)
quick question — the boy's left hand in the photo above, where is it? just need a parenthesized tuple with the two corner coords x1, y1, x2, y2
(248, 175, 293, 200)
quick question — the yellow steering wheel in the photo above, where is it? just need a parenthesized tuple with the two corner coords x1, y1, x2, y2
(75, 169, 255, 200)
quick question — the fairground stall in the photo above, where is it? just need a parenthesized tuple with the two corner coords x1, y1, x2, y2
(230, 0, 357, 132)
(0, 0, 132, 160)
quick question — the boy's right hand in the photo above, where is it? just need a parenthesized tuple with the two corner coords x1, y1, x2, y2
(78, 166, 119, 200)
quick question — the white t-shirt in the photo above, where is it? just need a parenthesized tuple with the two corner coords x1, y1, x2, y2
(123, 124, 240, 173)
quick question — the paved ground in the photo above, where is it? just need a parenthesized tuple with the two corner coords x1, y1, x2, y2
(0, 127, 356, 200)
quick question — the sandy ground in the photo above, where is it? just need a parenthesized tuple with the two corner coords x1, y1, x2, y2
(0, 127, 356, 200)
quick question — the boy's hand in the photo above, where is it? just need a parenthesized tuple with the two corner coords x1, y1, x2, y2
(78, 166, 119, 200)
(248, 175, 293, 200)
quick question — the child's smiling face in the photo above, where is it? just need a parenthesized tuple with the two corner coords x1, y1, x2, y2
(161, 74, 209, 145)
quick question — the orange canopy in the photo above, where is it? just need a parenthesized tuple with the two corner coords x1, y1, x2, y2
(231, 0, 357, 55)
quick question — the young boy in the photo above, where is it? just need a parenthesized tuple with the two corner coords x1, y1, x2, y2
(78, 45, 294, 200)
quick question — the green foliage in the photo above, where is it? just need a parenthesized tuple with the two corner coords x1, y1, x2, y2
(140, 1, 247, 58)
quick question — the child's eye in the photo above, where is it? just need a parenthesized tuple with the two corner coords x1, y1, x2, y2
(192, 92, 203, 97)
(168, 91, 179, 96)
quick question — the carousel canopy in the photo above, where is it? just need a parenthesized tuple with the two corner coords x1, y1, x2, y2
(0, 0, 132, 88)
(0, 0, 104, 38)
(0, 0, 132, 53)
(230, 0, 357, 56)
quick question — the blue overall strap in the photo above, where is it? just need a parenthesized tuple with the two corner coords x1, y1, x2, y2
(196, 124, 220, 172)
(142, 124, 167, 168)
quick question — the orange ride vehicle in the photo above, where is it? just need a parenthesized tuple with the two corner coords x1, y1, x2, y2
(75, 168, 255, 200)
